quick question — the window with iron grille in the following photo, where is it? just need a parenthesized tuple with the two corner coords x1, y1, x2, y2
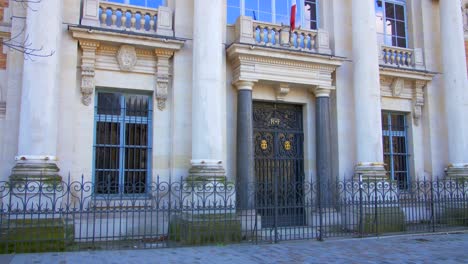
(382, 111, 410, 189)
(227, 0, 318, 30)
(93, 92, 152, 195)
(375, 0, 407, 48)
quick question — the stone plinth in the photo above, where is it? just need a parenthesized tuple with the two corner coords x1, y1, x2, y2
(446, 164, 468, 178)
(187, 161, 226, 181)
(354, 163, 387, 180)
(10, 157, 61, 183)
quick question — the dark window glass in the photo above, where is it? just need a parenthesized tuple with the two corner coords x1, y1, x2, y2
(97, 93, 121, 115)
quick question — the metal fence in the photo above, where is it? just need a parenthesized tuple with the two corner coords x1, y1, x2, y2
(0, 176, 467, 253)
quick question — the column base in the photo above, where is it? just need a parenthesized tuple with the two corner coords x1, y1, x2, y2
(9, 156, 61, 183)
(187, 160, 226, 182)
(446, 163, 468, 178)
(354, 162, 388, 180)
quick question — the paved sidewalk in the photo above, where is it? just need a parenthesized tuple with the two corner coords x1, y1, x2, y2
(1, 232, 468, 264)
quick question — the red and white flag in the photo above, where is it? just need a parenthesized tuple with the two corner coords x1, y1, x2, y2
(290, 0, 297, 31)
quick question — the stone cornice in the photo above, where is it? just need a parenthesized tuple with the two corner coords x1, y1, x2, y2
(227, 43, 344, 68)
(69, 25, 184, 52)
(379, 65, 436, 81)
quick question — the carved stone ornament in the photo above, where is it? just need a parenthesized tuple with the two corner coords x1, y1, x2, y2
(412, 81, 425, 126)
(78, 40, 99, 106)
(81, 67, 95, 106)
(391, 77, 404, 97)
(276, 84, 290, 101)
(117, 45, 137, 71)
(155, 76, 169, 110)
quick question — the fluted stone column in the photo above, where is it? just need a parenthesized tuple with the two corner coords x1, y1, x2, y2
(439, 0, 468, 177)
(10, 0, 62, 181)
(235, 81, 255, 209)
(314, 87, 333, 206)
(352, 0, 386, 178)
(189, 0, 226, 180)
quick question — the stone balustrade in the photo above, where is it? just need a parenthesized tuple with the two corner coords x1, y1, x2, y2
(81, 0, 174, 37)
(99, 1, 158, 33)
(379, 45, 425, 70)
(235, 16, 331, 54)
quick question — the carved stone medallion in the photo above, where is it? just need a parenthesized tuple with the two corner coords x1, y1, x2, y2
(117, 45, 137, 71)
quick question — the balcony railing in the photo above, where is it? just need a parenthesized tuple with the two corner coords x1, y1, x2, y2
(99, 2, 158, 33)
(234, 16, 331, 54)
(81, 0, 174, 37)
(379, 45, 425, 70)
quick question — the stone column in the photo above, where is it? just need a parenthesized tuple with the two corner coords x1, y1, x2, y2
(235, 81, 255, 209)
(439, 0, 468, 177)
(352, 0, 386, 178)
(10, 0, 62, 181)
(314, 87, 333, 206)
(189, 0, 226, 180)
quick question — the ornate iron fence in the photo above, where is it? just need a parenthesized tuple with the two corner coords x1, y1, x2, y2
(0, 176, 467, 253)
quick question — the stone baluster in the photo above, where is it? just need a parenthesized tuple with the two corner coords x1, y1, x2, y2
(140, 13, 146, 30)
(100, 9, 107, 26)
(275, 29, 280, 46)
(259, 26, 265, 44)
(111, 9, 117, 27)
(121, 11, 127, 27)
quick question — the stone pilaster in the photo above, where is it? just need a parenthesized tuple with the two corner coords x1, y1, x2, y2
(189, 0, 226, 180)
(352, 0, 386, 179)
(10, 0, 62, 181)
(235, 81, 255, 209)
(440, 0, 468, 177)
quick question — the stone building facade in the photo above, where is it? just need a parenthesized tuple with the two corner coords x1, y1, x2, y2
(0, 0, 467, 197)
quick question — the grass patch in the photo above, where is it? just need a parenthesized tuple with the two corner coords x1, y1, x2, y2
(169, 213, 241, 245)
(0, 219, 74, 254)
(362, 206, 406, 234)
(441, 207, 468, 226)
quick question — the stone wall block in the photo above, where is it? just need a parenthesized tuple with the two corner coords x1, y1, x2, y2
(413, 48, 425, 70)
(317, 29, 331, 54)
(235, 16, 255, 44)
(81, 0, 100, 27)
(156, 6, 174, 37)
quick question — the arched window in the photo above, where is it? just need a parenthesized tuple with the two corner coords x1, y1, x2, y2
(105, 0, 165, 8)
(227, 0, 318, 30)
(375, 0, 407, 48)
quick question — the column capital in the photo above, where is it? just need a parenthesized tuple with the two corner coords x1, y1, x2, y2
(234, 80, 256, 91)
(311, 86, 334, 97)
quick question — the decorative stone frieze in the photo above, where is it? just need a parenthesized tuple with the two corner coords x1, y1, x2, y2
(379, 67, 434, 126)
(78, 40, 99, 106)
(155, 49, 173, 110)
(116, 45, 137, 71)
(69, 26, 183, 107)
